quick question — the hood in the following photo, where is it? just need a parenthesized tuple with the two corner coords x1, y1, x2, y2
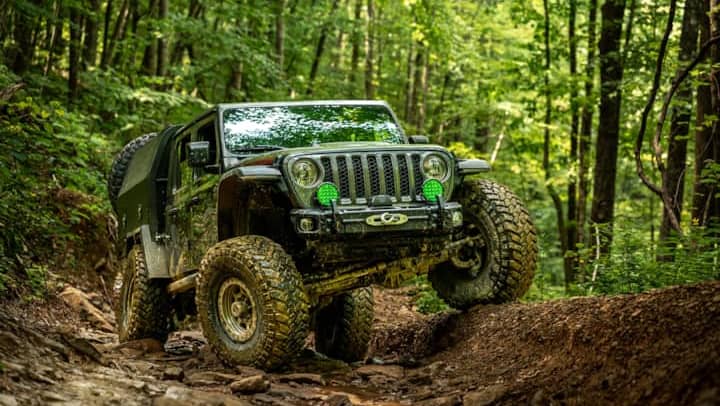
(228, 142, 451, 169)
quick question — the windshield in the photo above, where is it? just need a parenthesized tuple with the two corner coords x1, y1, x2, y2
(222, 104, 404, 154)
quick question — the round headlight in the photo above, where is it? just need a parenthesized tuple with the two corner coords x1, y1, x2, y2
(422, 154, 448, 180)
(291, 159, 320, 187)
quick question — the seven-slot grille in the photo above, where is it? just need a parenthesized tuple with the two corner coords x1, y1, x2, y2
(319, 152, 428, 204)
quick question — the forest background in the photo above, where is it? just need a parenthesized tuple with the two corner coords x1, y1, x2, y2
(0, 0, 718, 303)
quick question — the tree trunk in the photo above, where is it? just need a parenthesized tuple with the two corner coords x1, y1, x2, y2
(696, 0, 720, 226)
(591, 0, 626, 254)
(68, 5, 82, 103)
(578, 0, 598, 252)
(659, 0, 700, 256)
(100, 0, 114, 69)
(226, 63, 243, 100)
(11, 0, 40, 74)
(566, 0, 579, 284)
(275, 0, 286, 73)
(44, 1, 65, 76)
(307, 0, 340, 95)
(82, 0, 100, 68)
(404, 42, 415, 121)
(364, 0, 375, 99)
(141, 0, 158, 75)
(348, 0, 362, 95)
(417, 53, 430, 132)
(156, 0, 168, 76)
(101, 0, 128, 69)
(542, 0, 568, 273)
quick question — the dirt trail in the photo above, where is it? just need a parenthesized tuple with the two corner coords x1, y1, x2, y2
(1, 282, 719, 405)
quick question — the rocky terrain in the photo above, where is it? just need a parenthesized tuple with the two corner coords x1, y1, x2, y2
(1, 282, 719, 405)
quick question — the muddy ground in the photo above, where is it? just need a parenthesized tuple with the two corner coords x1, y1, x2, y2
(1, 282, 719, 405)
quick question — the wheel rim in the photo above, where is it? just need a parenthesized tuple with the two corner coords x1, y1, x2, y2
(218, 277, 258, 343)
(451, 219, 489, 277)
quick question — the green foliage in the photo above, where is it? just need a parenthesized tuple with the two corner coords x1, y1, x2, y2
(579, 222, 720, 295)
(405, 275, 449, 314)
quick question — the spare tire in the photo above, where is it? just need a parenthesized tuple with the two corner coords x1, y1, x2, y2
(107, 133, 157, 212)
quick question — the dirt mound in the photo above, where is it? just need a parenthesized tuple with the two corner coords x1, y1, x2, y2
(1, 282, 719, 405)
(370, 282, 720, 405)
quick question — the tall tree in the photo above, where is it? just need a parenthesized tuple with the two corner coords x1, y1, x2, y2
(660, 0, 700, 249)
(591, 0, 627, 253)
(542, 0, 568, 276)
(82, 0, 100, 68)
(578, 0, 598, 252)
(275, 0, 286, 73)
(364, 0, 375, 99)
(696, 0, 720, 225)
(566, 0, 579, 283)
(306, 0, 340, 95)
(156, 0, 168, 76)
(68, 4, 82, 102)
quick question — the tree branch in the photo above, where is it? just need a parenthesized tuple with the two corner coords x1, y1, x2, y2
(634, 0, 675, 199)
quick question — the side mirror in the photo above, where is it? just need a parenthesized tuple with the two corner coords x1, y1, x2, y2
(408, 135, 429, 144)
(188, 141, 210, 168)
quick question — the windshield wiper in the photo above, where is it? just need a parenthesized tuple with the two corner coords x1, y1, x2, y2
(235, 144, 286, 153)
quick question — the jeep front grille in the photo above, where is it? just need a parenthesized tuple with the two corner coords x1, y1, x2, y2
(319, 152, 427, 204)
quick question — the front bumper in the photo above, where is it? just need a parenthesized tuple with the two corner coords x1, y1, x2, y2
(290, 201, 463, 238)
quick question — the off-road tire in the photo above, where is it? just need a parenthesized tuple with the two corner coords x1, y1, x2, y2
(116, 246, 171, 342)
(314, 287, 374, 362)
(196, 236, 310, 370)
(429, 179, 537, 309)
(107, 133, 157, 212)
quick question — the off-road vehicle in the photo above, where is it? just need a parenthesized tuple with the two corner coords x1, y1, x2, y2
(110, 100, 537, 370)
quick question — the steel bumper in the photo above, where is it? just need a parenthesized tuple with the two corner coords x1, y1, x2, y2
(290, 201, 463, 237)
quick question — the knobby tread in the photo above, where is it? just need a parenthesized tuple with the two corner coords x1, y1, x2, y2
(429, 179, 537, 309)
(116, 247, 171, 342)
(314, 287, 374, 362)
(107, 133, 157, 212)
(196, 236, 310, 371)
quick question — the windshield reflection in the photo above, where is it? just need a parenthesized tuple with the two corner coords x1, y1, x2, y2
(223, 105, 404, 154)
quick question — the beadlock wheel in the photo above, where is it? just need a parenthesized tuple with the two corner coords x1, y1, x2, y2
(218, 277, 258, 343)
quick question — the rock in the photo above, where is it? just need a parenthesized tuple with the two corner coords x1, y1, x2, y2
(59, 286, 114, 332)
(355, 364, 405, 379)
(276, 373, 326, 386)
(321, 393, 352, 406)
(0, 394, 17, 406)
(185, 371, 243, 386)
(0, 331, 21, 349)
(115, 338, 165, 355)
(230, 375, 270, 394)
(463, 384, 507, 406)
(162, 367, 185, 381)
(267, 384, 325, 401)
(253, 393, 295, 406)
(40, 391, 69, 402)
(417, 396, 460, 406)
(165, 331, 207, 355)
(61, 334, 106, 365)
(153, 386, 250, 406)
(235, 365, 266, 377)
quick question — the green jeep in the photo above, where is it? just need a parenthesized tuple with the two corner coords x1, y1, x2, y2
(109, 100, 537, 370)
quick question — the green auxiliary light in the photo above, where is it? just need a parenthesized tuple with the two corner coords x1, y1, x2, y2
(317, 183, 339, 206)
(422, 179, 444, 202)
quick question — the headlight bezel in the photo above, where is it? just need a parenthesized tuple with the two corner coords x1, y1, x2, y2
(421, 153, 450, 181)
(290, 158, 322, 188)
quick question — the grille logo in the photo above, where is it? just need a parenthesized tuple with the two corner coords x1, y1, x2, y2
(366, 212, 408, 227)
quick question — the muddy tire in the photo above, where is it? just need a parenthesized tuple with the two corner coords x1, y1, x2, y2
(314, 287, 374, 362)
(116, 246, 171, 342)
(196, 236, 309, 370)
(107, 133, 157, 212)
(429, 179, 537, 309)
